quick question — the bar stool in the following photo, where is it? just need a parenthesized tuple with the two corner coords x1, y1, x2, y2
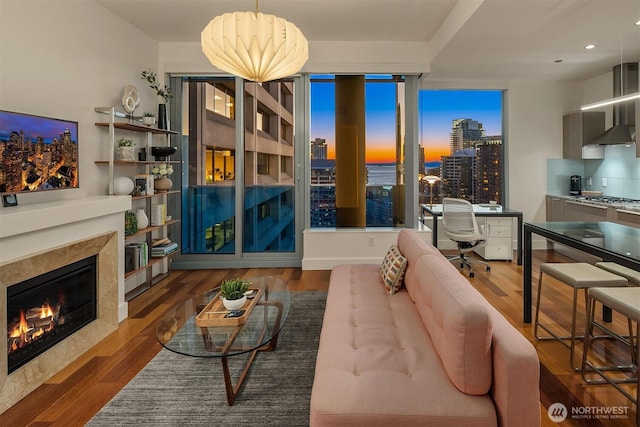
(534, 262, 628, 370)
(596, 262, 640, 287)
(581, 287, 639, 427)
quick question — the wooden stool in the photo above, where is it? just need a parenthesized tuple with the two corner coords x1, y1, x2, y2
(581, 287, 639, 426)
(596, 262, 640, 287)
(534, 262, 628, 370)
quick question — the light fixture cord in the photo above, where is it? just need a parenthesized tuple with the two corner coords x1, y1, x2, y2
(256, 0, 259, 13)
(618, 2, 623, 95)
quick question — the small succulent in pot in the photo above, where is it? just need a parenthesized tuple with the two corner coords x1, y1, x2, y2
(219, 278, 250, 301)
(117, 138, 134, 147)
(143, 111, 155, 118)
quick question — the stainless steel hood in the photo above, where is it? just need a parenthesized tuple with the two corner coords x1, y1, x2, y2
(589, 63, 637, 146)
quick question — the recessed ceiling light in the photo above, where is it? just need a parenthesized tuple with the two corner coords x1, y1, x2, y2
(585, 44, 596, 50)
(554, 59, 563, 63)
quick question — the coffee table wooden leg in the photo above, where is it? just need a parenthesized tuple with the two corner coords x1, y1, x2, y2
(221, 346, 259, 405)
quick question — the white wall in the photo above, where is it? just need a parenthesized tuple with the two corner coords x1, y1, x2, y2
(1, 0, 160, 204)
(1, 0, 161, 317)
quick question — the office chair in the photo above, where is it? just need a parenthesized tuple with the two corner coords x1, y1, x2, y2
(441, 197, 490, 278)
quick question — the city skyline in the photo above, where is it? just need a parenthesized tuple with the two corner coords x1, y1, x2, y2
(310, 80, 502, 164)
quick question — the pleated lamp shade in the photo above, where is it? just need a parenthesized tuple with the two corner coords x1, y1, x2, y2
(201, 11, 309, 83)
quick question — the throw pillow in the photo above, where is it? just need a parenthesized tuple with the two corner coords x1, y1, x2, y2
(380, 244, 408, 295)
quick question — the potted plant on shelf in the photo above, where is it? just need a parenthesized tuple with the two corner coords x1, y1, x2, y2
(141, 68, 172, 129)
(116, 138, 136, 161)
(142, 111, 155, 126)
(151, 163, 174, 192)
(219, 278, 250, 311)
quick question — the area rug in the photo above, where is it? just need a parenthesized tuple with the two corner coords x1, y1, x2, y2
(87, 291, 327, 426)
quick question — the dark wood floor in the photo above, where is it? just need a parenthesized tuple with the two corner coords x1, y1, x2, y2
(1, 253, 637, 426)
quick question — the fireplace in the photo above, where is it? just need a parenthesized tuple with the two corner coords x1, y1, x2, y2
(7, 256, 97, 374)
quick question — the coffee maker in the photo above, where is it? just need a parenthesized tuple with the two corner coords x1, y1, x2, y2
(570, 175, 581, 196)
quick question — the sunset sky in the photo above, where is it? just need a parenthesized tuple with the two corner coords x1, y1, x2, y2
(311, 79, 502, 165)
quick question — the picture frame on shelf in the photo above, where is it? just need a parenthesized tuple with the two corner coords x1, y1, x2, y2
(2, 194, 18, 207)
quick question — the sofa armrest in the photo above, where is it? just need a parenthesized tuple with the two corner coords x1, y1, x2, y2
(488, 311, 541, 427)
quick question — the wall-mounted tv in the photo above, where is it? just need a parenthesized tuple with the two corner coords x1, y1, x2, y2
(0, 110, 79, 195)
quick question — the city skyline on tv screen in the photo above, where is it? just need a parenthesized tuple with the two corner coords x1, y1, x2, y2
(0, 110, 79, 195)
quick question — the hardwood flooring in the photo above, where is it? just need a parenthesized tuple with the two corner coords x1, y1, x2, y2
(1, 253, 637, 426)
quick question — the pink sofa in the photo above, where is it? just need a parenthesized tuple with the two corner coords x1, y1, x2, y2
(310, 229, 540, 427)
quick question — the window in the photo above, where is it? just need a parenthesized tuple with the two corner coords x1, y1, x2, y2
(419, 90, 503, 205)
(206, 83, 235, 119)
(309, 75, 406, 228)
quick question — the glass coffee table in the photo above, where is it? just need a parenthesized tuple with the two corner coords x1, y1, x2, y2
(156, 276, 291, 405)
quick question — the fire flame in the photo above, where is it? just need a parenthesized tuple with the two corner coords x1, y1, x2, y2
(40, 301, 53, 319)
(9, 310, 29, 338)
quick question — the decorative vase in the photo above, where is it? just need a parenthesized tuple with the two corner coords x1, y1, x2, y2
(222, 295, 247, 311)
(158, 104, 168, 130)
(154, 177, 172, 192)
(142, 116, 155, 126)
(113, 176, 135, 195)
(116, 146, 136, 161)
(136, 208, 149, 229)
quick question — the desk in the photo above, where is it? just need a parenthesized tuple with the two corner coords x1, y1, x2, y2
(421, 204, 523, 265)
(523, 221, 640, 323)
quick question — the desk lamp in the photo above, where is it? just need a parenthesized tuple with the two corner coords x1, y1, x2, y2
(422, 175, 441, 208)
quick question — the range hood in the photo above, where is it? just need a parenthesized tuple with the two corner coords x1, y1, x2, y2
(589, 63, 637, 146)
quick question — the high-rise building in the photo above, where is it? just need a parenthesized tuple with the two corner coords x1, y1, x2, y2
(311, 138, 327, 160)
(441, 148, 476, 202)
(449, 119, 484, 153)
(475, 136, 502, 203)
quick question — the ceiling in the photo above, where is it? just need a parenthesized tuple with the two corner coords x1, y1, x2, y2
(96, 0, 640, 82)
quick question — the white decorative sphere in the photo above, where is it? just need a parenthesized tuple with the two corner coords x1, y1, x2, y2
(113, 177, 134, 195)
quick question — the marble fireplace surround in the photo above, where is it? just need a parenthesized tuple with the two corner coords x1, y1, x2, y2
(0, 196, 130, 414)
(0, 231, 119, 413)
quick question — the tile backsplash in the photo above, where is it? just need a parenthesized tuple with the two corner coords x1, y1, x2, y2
(547, 145, 640, 198)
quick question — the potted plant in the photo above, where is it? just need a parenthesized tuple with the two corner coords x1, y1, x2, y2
(116, 138, 136, 161)
(151, 162, 174, 191)
(219, 278, 250, 310)
(141, 69, 172, 129)
(142, 111, 155, 126)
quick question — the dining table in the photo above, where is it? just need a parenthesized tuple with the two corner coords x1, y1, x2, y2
(522, 221, 640, 323)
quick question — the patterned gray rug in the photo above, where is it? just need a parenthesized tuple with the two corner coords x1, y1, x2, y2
(87, 291, 327, 426)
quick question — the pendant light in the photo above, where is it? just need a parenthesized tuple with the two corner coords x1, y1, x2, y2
(201, 0, 309, 83)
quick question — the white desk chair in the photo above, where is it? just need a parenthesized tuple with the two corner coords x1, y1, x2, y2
(441, 197, 490, 278)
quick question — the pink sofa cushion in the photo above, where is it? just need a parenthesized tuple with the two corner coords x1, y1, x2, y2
(412, 255, 493, 395)
(310, 264, 498, 426)
(379, 244, 407, 295)
(396, 229, 436, 302)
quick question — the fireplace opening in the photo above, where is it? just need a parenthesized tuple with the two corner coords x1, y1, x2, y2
(7, 256, 97, 374)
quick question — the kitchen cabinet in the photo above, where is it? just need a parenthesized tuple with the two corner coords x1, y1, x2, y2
(545, 196, 565, 221)
(614, 209, 640, 227)
(563, 200, 613, 222)
(473, 217, 513, 260)
(94, 107, 180, 301)
(562, 111, 605, 159)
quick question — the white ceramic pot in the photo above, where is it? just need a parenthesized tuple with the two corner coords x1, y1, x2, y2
(142, 116, 155, 126)
(116, 146, 136, 161)
(222, 295, 247, 311)
(113, 176, 134, 195)
(136, 208, 149, 229)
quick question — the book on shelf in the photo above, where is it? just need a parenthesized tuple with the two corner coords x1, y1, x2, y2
(125, 242, 149, 270)
(151, 241, 179, 257)
(150, 203, 166, 226)
(152, 237, 171, 246)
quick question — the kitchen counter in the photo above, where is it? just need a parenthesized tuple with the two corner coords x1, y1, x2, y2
(547, 194, 640, 213)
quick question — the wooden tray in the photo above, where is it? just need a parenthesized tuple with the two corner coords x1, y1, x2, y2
(195, 288, 263, 327)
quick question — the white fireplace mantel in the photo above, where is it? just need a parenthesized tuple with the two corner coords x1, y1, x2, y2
(0, 195, 130, 239)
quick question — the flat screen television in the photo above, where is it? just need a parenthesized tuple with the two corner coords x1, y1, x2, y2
(0, 110, 79, 195)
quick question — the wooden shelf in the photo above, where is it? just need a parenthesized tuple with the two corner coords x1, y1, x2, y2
(124, 219, 180, 241)
(95, 121, 178, 135)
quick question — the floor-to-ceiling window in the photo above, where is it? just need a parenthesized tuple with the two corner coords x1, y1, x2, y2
(418, 90, 504, 205)
(180, 78, 298, 257)
(309, 75, 406, 228)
